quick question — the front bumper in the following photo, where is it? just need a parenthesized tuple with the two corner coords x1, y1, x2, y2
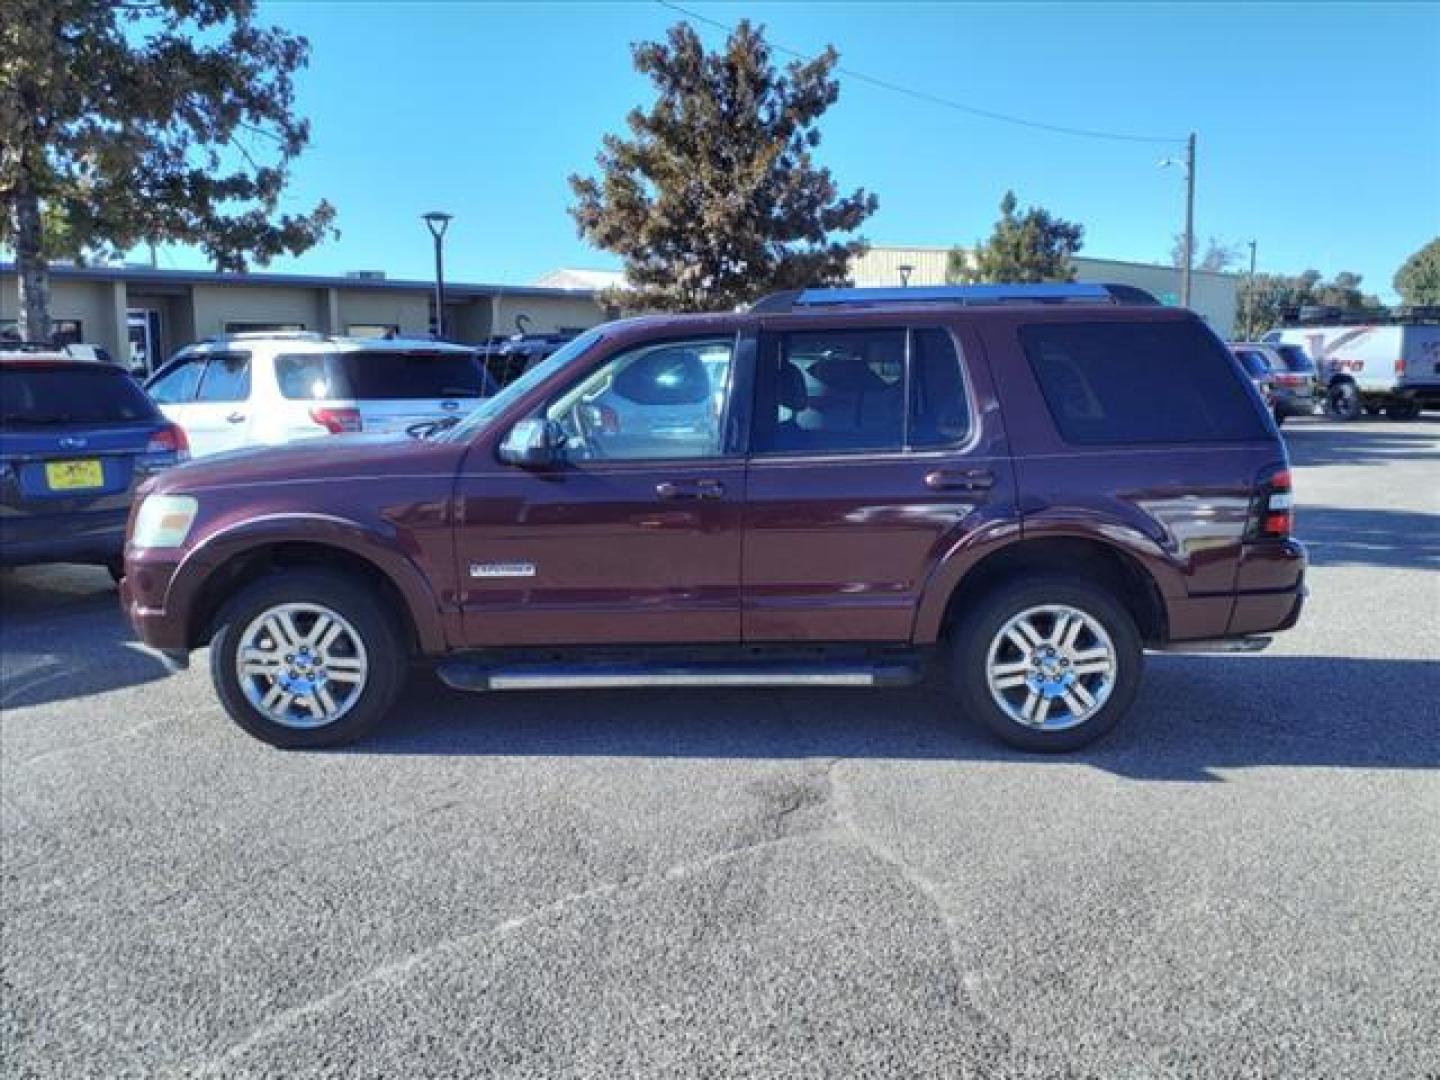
(119, 552, 189, 658)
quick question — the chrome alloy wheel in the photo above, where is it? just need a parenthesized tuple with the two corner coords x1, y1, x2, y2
(985, 604, 1117, 731)
(236, 603, 369, 729)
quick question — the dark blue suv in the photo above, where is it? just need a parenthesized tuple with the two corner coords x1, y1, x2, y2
(1, 356, 188, 578)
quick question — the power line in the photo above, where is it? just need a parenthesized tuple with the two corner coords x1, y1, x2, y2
(655, 0, 1184, 145)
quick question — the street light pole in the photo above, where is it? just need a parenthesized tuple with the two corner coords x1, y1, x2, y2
(1180, 132, 1196, 309)
(1246, 239, 1258, 340)
(422, 211, 453, 340)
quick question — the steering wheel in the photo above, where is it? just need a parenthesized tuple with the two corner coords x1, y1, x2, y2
(564, 400, 609, 460)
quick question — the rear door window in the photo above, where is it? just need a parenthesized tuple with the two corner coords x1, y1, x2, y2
(0, 366, 160, 425)
(273, 350, 494, 401)
(195, 352, 252, 402)
(1021, 321, 1267, 444)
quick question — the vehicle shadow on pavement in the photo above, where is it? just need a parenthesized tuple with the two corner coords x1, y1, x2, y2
(0, 565, 172, 710)
(361, 654, 1439, 783)
(1296, 506, 1440, 570)
(1284, 417, 1440, 469)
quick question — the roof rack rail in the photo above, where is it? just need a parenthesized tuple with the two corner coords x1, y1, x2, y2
(749, 282, 1161, 313)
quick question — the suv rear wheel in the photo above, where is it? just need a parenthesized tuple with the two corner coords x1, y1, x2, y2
(209, 570, 408, 748)
(950, 576, 1142, 752)
(1326, 381, 1362, 421)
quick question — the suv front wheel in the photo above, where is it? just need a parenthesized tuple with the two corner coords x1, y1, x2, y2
(209, 570, 408, 748)
(950, 576, 1142, 752)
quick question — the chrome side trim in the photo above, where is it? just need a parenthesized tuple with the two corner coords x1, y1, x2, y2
(1150, 636, 1272, 654)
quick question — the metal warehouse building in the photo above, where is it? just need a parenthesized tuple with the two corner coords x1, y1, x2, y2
(0, 264, 608, 374)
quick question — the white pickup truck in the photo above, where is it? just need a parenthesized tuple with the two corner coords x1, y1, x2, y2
(1265, 320, 1440, 420)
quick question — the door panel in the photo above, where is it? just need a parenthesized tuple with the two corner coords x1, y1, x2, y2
(454, 333, 748, 647)
(742, 323, 1014, 642)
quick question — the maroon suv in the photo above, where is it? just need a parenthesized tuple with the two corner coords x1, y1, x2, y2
(121, 284, 1306, 751)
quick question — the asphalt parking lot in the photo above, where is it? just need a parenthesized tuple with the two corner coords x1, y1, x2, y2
(3, 418, 1438, 1078)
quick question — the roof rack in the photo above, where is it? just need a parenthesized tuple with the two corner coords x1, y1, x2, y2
(749, 282, 1160, 313)
(202, 330, 336, 344)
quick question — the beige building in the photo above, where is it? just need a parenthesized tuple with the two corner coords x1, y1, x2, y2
(0, 264, 608, 374)
(850, 245, 1241, 335)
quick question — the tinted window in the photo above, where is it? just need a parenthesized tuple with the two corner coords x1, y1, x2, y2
(146, 357, 204, 403)
(1022, 322, 1267, 445)
(756, 329, 906, 454)
(274, 350, 494, 401)
(1275, 345, 1315, 373)
(0, 366, 159, 425)
(909, 328, 971, 448)
(195, 352, 252, 402)
(546, 337, 735, 460)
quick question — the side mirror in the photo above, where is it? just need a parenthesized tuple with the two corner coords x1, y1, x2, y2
(498, 418, 564, 469)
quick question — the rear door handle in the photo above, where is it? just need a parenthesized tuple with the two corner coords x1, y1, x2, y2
(925, 468, 995, 492)
(226, 412, 246, 424)
(656, 479, 726, 501)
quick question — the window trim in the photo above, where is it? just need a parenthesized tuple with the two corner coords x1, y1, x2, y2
(749, 324, 976, 460)
(537, 331, 744, 466)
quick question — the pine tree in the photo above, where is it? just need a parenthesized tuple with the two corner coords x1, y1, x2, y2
(569, 20, 877, 312)
(947, 191, 1084, 285)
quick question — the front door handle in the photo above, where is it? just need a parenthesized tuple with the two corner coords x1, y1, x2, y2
(656, 479, 726, 501)
(226, 412, 246, 424)
(925, 468, 995, 492)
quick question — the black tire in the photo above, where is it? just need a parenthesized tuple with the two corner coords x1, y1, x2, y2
(1385, 399, 1421, 421)
(105, 558, 125, 585)
(949, 575, 1142, 753)
(1326, 381, 1362, 421)
(1272, 408, 1286, 428)
(209, 569, 408, 748)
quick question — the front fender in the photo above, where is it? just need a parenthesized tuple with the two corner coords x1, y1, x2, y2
(166, 513, 449, 653)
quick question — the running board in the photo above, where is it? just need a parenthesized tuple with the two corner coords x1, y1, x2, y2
(1150, 636, 1272, 654)
(435, 658, 924, 693)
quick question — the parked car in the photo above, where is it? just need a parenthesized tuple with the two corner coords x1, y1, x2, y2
(1232, 342, 1319, 424)
(145, 333, 496, 457)
(121, 284, 1306, 752)
(1, 357, 188, 578)
(1264, 316, 1440, 420)
(1232, 347, 1275, 411)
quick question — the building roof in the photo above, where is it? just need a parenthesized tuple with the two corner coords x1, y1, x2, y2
(531, 267, 627, 291)
(0, 262, 601, 300)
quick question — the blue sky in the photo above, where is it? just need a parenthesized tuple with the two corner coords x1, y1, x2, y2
(155, 1, 1439, 300)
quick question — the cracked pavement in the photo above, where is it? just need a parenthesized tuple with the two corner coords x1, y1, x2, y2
(3, 418, 1438, 1078)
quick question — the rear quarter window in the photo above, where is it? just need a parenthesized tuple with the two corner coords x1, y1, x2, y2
(0, 366, 160, 425)
(1020, 321, 1267, 445)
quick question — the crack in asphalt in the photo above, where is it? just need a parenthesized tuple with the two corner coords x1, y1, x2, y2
(192, 824, 849, 1075)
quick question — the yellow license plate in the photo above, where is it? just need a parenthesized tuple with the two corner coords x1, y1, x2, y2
(45, 459, 104, 491)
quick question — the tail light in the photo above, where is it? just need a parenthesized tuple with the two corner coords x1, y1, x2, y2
(1395, 358, 1406, 377)
(138, 423, 190, 470)
(309, 406, 362, 434)
(1273, 372, 1305, 388)
(1248, 465, 1293, 540)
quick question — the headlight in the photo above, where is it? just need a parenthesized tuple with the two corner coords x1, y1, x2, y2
(131, 495, 199, 549)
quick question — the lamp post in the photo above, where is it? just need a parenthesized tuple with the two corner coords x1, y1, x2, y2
(1159, 132, 1197, 308)
(422, 211, 453, 339)
(898, 264, 914, 287)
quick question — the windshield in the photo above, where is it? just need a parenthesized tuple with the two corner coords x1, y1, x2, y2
(442, 328, 607, 442)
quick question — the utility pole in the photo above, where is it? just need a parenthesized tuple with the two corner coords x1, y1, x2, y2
(1246, 239, 1257, 340)
(1181, 131, 1196, 308)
